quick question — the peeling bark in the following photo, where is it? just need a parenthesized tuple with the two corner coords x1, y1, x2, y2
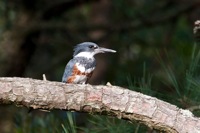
(0, 77, 199, 133)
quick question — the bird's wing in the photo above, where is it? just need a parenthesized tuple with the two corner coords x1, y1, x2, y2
(62, 59, 76, 82)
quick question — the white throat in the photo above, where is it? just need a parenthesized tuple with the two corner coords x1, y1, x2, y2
(74, 52, 95, 59)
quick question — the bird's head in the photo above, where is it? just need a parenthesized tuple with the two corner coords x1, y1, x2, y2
(73, 42, 116, 58)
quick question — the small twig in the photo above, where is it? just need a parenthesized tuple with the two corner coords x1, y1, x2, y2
(43, 74, 47, 81)
(39, 109, 50, 112)
(188, 105, 200, 112)
(106, 82, 112, 86)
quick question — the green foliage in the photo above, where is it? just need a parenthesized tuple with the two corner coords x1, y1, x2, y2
(80, 115, 149, 133)
(14, 110, 77, 133)
(152, 44, 200, 116)
(125, 44, 200, 116)
(127, 62, 154, 95)
(61, 113, 76, 133)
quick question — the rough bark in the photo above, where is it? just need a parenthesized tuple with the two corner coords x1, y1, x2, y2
(0, 77, 199, 133)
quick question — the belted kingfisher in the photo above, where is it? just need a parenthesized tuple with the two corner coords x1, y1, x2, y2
(62, 42, 116, 84)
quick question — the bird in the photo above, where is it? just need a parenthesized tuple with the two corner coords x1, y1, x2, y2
(62, 42, 116, 84)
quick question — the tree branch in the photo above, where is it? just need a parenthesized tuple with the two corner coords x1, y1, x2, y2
(0, 77, 199, 132)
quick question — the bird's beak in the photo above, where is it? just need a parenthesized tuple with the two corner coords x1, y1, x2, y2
(95, 47, 116, 54)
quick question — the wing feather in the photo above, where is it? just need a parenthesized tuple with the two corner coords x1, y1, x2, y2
(62, 59, 76, 82)
(62, 57, 96, 83)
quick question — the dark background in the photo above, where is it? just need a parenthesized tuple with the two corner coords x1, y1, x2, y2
(0, 0, 200, 132)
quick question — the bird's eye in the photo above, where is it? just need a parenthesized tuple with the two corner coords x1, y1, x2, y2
(89, 45, 94, 48)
